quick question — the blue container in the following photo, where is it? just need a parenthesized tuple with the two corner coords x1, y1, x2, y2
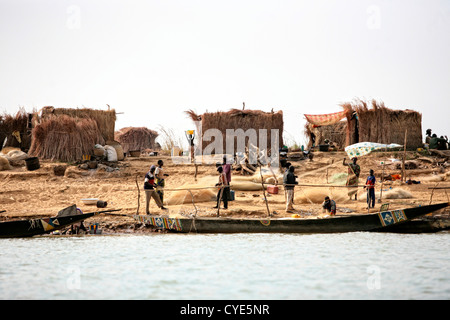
(229, 190, 235, 201)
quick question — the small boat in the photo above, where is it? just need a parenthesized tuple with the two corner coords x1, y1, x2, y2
(133, 202, 449, 234)
(0, 205, 118, 238)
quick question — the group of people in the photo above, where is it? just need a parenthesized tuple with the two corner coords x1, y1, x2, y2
(144, 155, 378, 216)
(321, 159, 376, 215)
(342, 157, 376, 209)
(425, 129, 448, 150)
(143, 159, 168, 214)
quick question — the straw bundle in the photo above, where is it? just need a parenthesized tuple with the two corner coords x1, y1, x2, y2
(28, 115, 105, 162)
(186, 108, 284, 154)
(114, 127, 159, 153)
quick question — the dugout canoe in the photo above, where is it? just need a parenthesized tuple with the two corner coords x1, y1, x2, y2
(134, 202, 449, 234)
(0, 205, 119, 238)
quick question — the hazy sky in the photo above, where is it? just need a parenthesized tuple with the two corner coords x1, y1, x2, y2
(1, 0, 449, 148)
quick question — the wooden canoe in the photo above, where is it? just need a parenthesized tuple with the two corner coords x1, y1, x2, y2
(134, 202, 449, 234)
(0, 205, 119, 238)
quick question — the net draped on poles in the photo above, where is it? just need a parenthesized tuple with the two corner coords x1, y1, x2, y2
(345, 142, 403, 158)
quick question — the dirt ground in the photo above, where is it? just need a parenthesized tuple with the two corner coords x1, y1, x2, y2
(1, 150, 449, 232)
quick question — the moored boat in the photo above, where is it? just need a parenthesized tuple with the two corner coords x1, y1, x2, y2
(134, 202, 449, 234)
(0, 205, 118, 238)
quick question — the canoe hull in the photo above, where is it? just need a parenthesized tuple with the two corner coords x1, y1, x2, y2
(0, 212, 96, 238)
(135, 203, 449, 234)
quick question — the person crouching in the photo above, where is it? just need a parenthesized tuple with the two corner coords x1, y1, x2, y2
(322, 196, 336, 215)
(144, 165, 167, 214)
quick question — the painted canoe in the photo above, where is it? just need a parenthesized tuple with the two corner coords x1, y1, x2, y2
(134, 202, 449, 234)
(0, 205, 118, 238)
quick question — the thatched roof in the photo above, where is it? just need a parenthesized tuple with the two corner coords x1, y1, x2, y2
(114, 127, 159, 153)
(186, 108, 284, 154)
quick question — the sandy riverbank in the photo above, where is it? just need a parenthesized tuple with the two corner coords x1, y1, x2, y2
(1, 150, 449, 233)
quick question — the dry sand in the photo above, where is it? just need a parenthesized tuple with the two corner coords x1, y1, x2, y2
(1, 151, 449, 233)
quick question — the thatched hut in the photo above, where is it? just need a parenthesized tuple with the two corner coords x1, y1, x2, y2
(0, 108, 33, 152)
(37, 106, 116, 141)
(304, 99, 423, 150)
(27, 106, 116, 162)
(114, 127, 159, 153)
(186, 108, 284, 156)
(341, 99, 422, 149)
(28, 114, 105, 162)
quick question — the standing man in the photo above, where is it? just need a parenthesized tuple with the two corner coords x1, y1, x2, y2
(155, 159, 168, 204)
(222, 156, 231, 207)
(364, 169, 376, 209)
(214, 166, 229, 210)
(283, 166, 298, 213)
(343, 157, 360, 200)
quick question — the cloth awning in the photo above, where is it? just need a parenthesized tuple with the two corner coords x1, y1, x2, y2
(304, 110, 347, 126)
(345, 142, 403, 158)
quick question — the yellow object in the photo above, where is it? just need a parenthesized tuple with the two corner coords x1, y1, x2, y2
(291, 214, 301, 218)
(186, 130, 194, 135)
(82, 155, 91, 161)
(12, 131, 21, 143)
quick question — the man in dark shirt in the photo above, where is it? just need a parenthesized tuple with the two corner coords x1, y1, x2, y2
(364, 169, 376, 209)
(283, 166, 298, 212)
(322, 196, 336, 215)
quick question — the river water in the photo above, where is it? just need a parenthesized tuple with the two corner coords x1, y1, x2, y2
(0, 232, 449, 300)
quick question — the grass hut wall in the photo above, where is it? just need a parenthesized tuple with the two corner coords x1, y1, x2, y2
(28, 115, 105, 162)
(37, 106, 116, 142)
(114, 127, 159, 153)
(342, 99, 423, 149)
(186, 109, 284, 155)
(0, 108, 33, 152)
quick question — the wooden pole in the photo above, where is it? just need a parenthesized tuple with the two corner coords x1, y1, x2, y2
(379, 160, 385, 203)
(401, 129, 407, 183)
(135, 174, 140, 214)
(259, 164, 271, 217)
